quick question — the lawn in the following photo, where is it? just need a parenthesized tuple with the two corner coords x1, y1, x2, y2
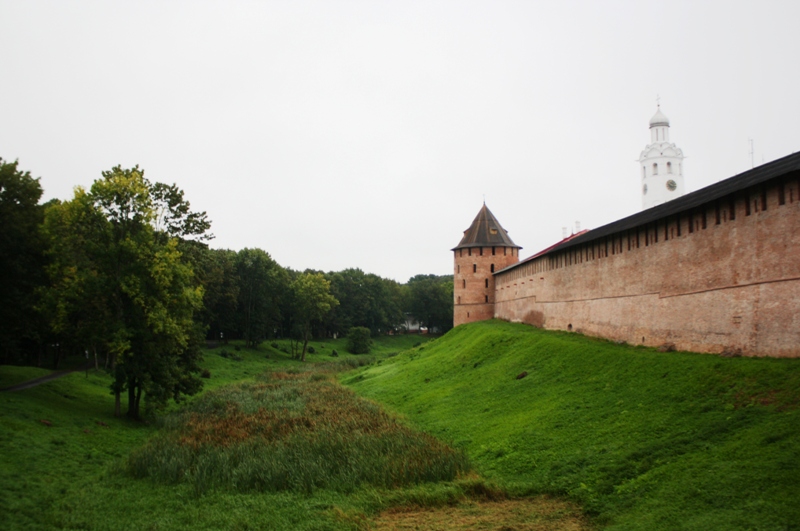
(345, 320, 800, 530)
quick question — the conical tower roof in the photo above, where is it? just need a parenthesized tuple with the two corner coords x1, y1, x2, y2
(452, 204, 520, 251)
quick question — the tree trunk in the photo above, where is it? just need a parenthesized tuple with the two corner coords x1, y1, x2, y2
(111, 352, 120, 417)
(127, 377, 138, 419)
(301, 323, 310, 362)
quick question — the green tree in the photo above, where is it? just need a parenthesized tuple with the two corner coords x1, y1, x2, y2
(346, 326, 372, 354)
(326, 268, 404, 335)
(41, 166, 209, 419)
(234, 248, 288, 347)
(407, 274, 454, 334)
(291, 272, 338, 361)
(0, 158, 47, 363)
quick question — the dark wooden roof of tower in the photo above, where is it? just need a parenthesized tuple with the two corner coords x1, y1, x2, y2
(452, 204, 521, 251)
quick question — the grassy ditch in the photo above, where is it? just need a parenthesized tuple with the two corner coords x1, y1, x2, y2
(127, 369, 470, 496)
(345, 320, 800, 530)
(7, 335, 585, 531)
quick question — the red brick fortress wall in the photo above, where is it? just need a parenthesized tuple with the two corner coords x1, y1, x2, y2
(454, 246, 519, 326)
(494, 175, 800, 357)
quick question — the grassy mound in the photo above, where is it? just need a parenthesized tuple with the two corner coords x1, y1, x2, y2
(345, 320, 800, 530)
(128, 369, 470, 495)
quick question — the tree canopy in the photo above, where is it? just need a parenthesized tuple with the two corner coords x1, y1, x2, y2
(3, 157, 456, 418)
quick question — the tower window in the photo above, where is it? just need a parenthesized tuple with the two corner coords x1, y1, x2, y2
(667, 162, 672, 173)
(468, 248, 472, 256)
(457, 296, 461, 304)
(485, 279, 489, 288)
(473, 264, 477, 273)
(492, 246, 496, 255)
(653, 163, 658, 175)
(491, 264, 495, 273)
(462, 279, 466, 288)
(485, 295, 489, 303)
(457, 265, 460, 273)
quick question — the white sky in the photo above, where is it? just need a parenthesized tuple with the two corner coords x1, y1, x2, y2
(2, 0, 799, 282)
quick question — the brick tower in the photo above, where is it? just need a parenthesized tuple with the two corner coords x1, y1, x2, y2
(452, 204, 520, 326)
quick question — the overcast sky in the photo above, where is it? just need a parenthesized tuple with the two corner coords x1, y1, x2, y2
(3, 1, 799, 282)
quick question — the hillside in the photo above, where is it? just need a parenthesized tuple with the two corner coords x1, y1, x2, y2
(344, 320, 800, 530)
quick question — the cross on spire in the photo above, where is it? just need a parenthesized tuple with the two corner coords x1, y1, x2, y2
(656, 94, 661, 108)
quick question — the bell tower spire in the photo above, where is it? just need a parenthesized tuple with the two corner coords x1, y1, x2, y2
(638, 102, 686, 209)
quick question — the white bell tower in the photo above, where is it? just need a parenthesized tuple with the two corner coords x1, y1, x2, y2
(639, 102, 685, 210)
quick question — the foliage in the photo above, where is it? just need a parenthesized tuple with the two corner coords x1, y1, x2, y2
(40, 166, 208, 419)
(347, 320, 800, 530)
(234, 248, 287, 348)
(325, 268, 405, 336)
(0, 158, 47, 364)
(127, 370, 469, 495)
(406, 274, 453, 333)
(289, 272, 338, 361)
(346, 326, 372, 354)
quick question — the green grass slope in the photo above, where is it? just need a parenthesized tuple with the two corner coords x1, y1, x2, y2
(0, 336, 435, 531)
(344, 320, 800, 530)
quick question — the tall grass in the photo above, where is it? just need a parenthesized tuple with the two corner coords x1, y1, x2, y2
(127, 370, 469, 495)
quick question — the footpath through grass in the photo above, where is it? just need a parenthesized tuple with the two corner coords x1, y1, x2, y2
(345, 320, 800, 530)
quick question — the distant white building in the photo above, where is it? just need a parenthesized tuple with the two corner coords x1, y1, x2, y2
(639, 105, 686, 210)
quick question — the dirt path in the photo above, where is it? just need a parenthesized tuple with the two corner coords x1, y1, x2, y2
(0, 361, 93, 392)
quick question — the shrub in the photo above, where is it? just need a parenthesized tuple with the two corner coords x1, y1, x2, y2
(331, 350, 339, 357)
(201, 369, 211, 379)
(413, 341, 421, 348)
(219, 349, 243, 361)
(270, 342, 279, 349)
(346, 327, 372, 354)
(306, 346, 316, 354)
(234, 345, 241, 352)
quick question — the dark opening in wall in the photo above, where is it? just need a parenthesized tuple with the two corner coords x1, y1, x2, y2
(715, 201, 721, 225)
(480, 247, 484, 256)
(701, 210, 707, 230)
(761, 186, 768, 211)
(468, 248, 472, 256)
(457, 296, 461, 304)
(746, 194, 751, 215)
(485, 279, 489, 288)
(688, 212, 694, 233)
(485, 295, 489, 303)
(729, 196, 737, 220)
(504, 247, 507, 255)
(779, 181, 786, 205)
(492, 246, 496, 255)
(568, 324, 573, 331)
(676, 213, 682, 236)
(491, 264, 495, 272)
(473, 264, 477, 273)
(457, 265, 460, 273)
(462, 279, 466, 288)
